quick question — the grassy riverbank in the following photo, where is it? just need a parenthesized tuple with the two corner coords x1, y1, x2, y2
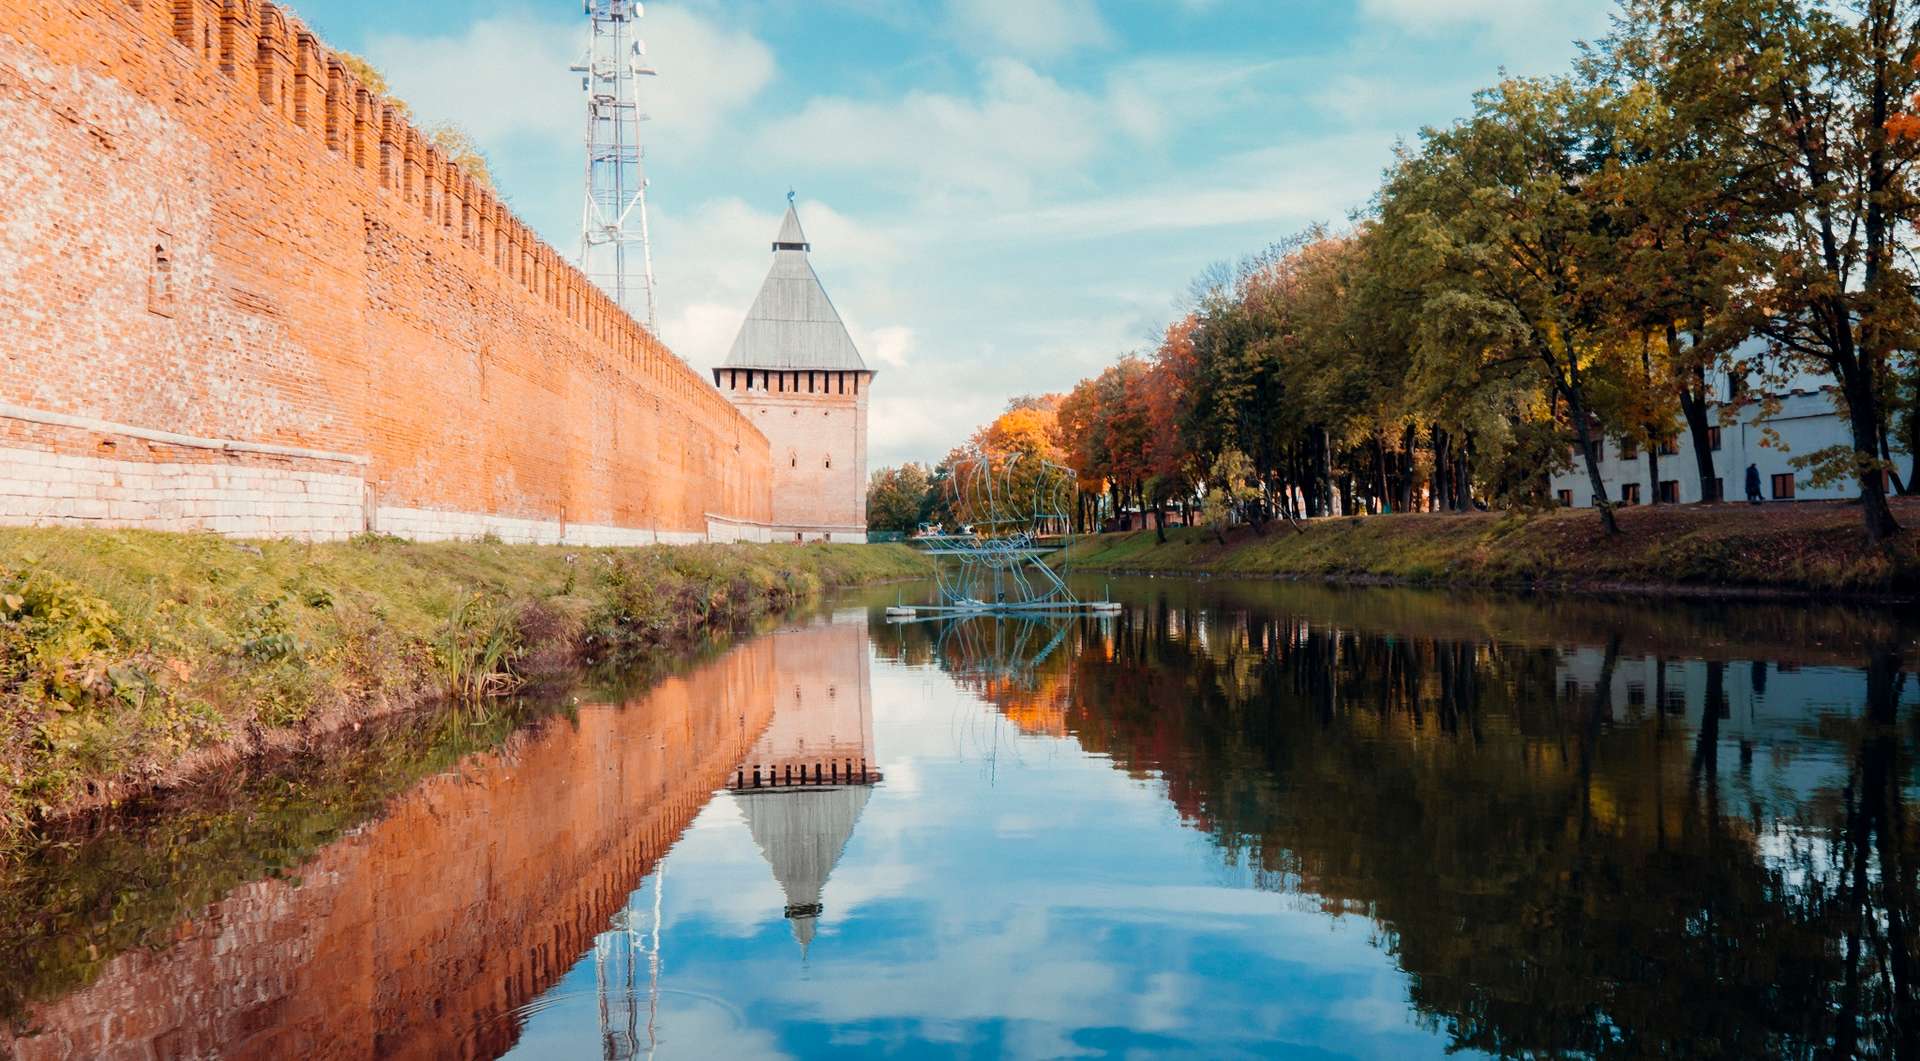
(1063, 498, 1920, 598)
(0, 529, 928, 836)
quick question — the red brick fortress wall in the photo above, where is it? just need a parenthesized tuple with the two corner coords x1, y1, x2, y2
(0, 0, 772, 542)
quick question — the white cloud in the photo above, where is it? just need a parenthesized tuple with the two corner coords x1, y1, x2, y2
(765, 59, 1107, 207)
(365, 14, 578, 148)
(1355, 0, 1613, 46)
(365, 6, 773, 152)
(945, 0, 1114, 59)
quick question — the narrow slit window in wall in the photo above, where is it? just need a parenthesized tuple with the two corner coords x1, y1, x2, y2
(148, 236, 176, 317)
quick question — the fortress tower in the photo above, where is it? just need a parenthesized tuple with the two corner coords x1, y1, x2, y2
(713, 200, 873, 542)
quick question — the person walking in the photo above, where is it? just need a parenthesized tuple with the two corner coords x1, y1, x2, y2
(1745, 463, 1763, 504)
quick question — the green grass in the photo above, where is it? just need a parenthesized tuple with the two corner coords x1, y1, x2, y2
(0, 529, 928, 836)
(1061, 503, 1920, 597)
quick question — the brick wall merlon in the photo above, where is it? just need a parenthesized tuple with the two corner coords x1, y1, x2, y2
(293, 31, 323, 132)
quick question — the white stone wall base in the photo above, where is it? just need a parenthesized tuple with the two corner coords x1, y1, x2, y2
(0, 444, 788, 547)
(0, 445, 367, 541)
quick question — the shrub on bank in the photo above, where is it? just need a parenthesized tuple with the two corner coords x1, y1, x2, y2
(0, 529, 928, 839)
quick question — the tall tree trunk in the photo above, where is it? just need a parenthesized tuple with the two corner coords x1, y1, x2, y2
(1558, 338, 1620, 535)
(1566, 376, 1620, 535)
(1844, 369, 1902, 542)
(1455, 435, 1472, 512)
(1677, 354, 1719, 502)
(1397, 422, 1416, 514)
(1372, 434, 1391, 513)
(1854, 6, 1904, 542)
(1906, 404, 1919, 497)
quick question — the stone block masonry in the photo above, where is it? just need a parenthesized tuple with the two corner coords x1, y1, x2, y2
(0, 0, 774, 542)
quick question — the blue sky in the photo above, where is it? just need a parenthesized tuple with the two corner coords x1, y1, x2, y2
(294, 0, 1617, 467)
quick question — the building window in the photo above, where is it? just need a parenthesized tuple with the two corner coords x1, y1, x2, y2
(1658, 480, 1680, 503)
(824, 455, 832, 469)
(1771, 473, 1795, 500)
(1619, 482, 1641, 505)
(148, 239, 176, 317)
(1707, 426, 1722, 451)
(1618, 438, 1637, 461)
(1658, 435, 1680, 456)
(1556, 489, 1573, 507)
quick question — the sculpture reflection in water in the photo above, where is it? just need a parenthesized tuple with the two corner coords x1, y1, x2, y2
(887, 611, 1094, 743)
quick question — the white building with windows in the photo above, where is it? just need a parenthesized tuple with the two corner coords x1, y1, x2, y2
(1548, 349, 1909, 507)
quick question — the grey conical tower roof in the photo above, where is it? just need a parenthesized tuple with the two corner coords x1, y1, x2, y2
(732, 786, 872, 950)
(721, 202, 868, 372)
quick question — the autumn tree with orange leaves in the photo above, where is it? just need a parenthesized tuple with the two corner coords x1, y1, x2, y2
(922, 0, 1920, 545)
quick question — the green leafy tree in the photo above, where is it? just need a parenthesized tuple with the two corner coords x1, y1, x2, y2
(1675, 0, 1917, 539)
(1381, 75, 1633, 534)
(1201, 448, 1258, 544)
(866, 464, 932, 535)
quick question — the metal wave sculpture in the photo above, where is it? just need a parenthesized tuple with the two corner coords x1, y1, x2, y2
(889, 449, 1119, 618)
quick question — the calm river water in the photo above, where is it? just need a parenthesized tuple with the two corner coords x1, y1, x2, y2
(2, 578, 1917, 1059)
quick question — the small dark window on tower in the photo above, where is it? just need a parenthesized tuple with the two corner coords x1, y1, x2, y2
(148, 240, 176, 317)
(824, 455, 832, 469)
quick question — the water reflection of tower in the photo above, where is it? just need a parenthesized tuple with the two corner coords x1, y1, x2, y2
(594, 872, 664, 1060)
(727, 619, 880, 952)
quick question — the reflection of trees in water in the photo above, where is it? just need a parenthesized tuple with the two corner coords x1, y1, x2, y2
(884, 595, 1919, 1057)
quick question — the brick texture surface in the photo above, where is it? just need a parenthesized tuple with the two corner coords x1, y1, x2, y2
(0, 0, 771, 540)
(720, 369, 870, 541)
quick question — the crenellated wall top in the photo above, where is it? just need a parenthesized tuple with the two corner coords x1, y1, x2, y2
(108, 0, 739, 426)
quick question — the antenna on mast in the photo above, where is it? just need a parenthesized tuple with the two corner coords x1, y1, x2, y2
(572, 0, 659, 331)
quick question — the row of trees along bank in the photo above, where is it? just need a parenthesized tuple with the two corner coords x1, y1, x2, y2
(871, 0, 1920, 545)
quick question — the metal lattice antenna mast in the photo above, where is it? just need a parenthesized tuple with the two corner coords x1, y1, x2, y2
(572, 0, 658, 330)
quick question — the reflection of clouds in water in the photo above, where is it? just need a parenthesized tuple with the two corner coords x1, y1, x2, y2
(511, 985, 794, 1061)
(509, 610, 1461, 1059)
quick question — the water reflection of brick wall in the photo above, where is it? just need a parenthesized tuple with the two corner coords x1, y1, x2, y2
(3, 639, 781, 1061)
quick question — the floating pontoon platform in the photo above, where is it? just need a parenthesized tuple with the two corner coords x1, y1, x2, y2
(885, 599, 1122, 622)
